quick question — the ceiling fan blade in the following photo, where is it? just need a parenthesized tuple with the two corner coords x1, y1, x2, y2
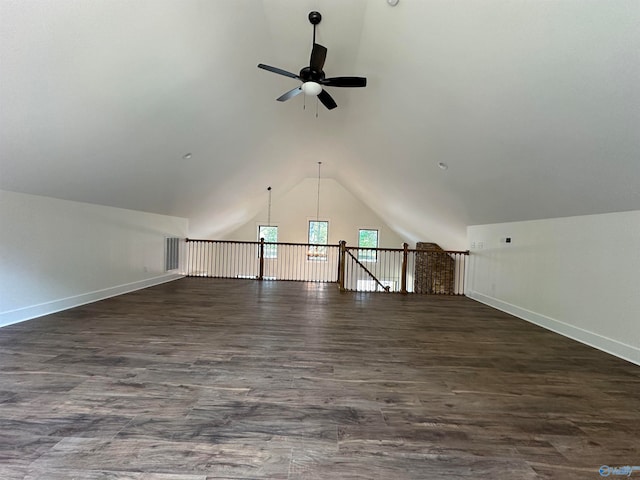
(317, 89, 337, 110)
(309, 43, 327, 72)
(257, 64, 299, 79)
(277, 87, 303, 102)
(321, 76, 367, 88)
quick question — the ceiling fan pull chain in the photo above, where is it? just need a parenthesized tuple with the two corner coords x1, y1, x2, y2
(316, 97, 319, 118)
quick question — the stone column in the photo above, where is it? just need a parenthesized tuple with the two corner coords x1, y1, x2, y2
(414, 242, 455, 294)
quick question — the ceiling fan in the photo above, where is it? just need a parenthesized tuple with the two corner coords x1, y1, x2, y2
(257, 11, 367, 110)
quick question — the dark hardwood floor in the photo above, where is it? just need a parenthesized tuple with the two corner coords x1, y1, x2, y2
(1, 278, 639, 479)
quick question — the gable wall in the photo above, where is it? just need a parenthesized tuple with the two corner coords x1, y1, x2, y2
(223, 177, 408, 248)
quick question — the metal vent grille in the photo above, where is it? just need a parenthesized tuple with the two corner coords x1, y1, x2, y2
(165, 237, 180, 271)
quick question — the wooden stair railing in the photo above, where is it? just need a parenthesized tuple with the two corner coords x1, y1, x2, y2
(338, 240, 390, 293)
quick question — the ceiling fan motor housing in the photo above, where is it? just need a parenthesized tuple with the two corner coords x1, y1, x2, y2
(308, 11, 322, 25)
(299, 66, 325, 82)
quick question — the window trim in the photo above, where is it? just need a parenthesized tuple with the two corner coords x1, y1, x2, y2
(358, 228, 379, 263)
(258, 225, 278, 259)
(307, 220, 329, 261)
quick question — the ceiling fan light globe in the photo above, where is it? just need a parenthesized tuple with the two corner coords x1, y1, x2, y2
(301, 81, 322, 96)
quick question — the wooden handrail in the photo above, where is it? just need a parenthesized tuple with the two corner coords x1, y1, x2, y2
(187, 238, 340, 248)
(187, 239, 468, 255)
(345, 245, 469, 255)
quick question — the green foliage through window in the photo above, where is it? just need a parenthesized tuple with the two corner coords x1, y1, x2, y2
(308, 221, 328, 260)
(358, 229, 378, 262)
(258, 225, 278, 258)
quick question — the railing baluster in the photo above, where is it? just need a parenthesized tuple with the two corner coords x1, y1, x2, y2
(220, 242, 224, 278)
(234, 242, 238, 278)
(259, 238, 264, 280)
(204, 241, 208, 277)
(194, 240, 198, 276)
(206, 241, 211, 277)
(203, 241, 207, 276)
(185, 240, 468, 295)
(224, 242, 228, 278)
(401, 243, 408, 294)
(186, 239, 191, 275)
(205, 241, 208, 277)
(211, 241, 215, 277)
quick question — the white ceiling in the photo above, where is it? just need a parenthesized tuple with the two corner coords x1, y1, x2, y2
(1, 0, 639, 247)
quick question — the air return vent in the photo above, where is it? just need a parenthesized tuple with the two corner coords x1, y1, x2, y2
(165, 237, 180, 271)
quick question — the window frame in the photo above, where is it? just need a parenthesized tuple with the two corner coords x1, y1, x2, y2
(358, 228, 379, 263)
(258, 225, 278, 259)
(307, 220, 329, 261)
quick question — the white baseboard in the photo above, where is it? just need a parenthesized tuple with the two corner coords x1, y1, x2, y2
(0, 273, 184, 328)
(467, 291, 640, 367)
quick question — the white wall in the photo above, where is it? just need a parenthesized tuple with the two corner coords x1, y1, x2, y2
(467, 210, 640, 365)
(222, 177, 409, 248)
(0, 190, 188, 327)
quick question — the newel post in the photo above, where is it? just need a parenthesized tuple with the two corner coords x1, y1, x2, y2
(258, 238, 265, 281)
(338, 240, 347, 292)
(400, 242, 409, 294)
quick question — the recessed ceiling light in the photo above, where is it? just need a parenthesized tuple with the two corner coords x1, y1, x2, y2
(387, 0, 399, 6)
(438, 162, 448, 170)
(182, 153, 192, 160)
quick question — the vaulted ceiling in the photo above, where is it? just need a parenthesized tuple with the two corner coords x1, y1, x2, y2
(1, 0, 638, 248)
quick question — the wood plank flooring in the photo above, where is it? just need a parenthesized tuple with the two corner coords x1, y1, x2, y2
(1, 278, 639, 479)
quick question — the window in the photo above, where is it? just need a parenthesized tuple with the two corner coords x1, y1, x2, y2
(308, 220, 328, 260)
(258, 225, 278, 259)
(358, 229, 378, 262)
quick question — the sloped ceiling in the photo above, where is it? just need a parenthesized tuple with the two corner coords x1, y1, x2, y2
(1, 0, 638, 248)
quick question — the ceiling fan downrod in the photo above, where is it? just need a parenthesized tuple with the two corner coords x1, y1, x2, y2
(309, 11, 321, 44)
